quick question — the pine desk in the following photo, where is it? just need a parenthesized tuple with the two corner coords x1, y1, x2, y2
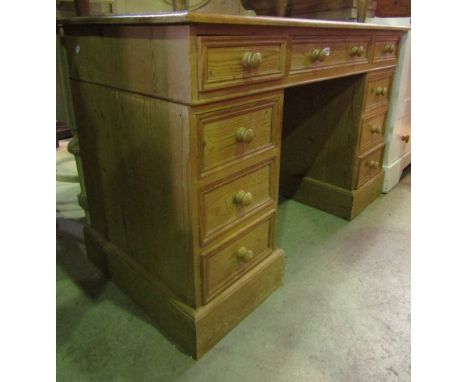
(59, 12, 408, 358)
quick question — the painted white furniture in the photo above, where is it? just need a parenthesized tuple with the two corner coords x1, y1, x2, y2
(367, 17, 411, 192)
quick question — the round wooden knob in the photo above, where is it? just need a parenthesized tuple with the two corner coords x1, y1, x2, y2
(375, 87, 388, 96)
(401, 135, 410, 143)
(234, 190, 253, 206)
(370, 125, 382, 134)
(236, 127, 255, 143)
(351, 46, 364, 57)
(237, 246, 254, 262)
(384, 44, 395, 54)
(242, 51, 262, 69)
(318, 48, 329, 61)
(309, 48, 321, 62)
(367, 160, 379, 169)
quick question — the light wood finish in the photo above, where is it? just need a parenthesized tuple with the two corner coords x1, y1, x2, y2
(282, 169, 384, 220)
(201, 212, 275, 302)
(282, 176, 354, 219)
(350, 169, 384, 218)
(290, 35, 371, 73)
(84, 223, 284, 358)
(71, 81, 196, 305)
(357, 107, 387, 153)
(195, 94, 280, 177)
(63, 25, 194, 103)
(373, 35, 400, 64)
(355, 143, 385, 188)
(363, 69, 393, 112)
(198, 36, 287, 92)
(195, 247, 284, 357)
(279, 67, 393, 219)
(199, 160, 275, 244)
(280, 75, 365, 191)
(83, 225, 198, 354)
(61, 13, 407, 358)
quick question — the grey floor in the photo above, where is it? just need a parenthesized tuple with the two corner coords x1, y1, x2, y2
(57, 143, 410, 381)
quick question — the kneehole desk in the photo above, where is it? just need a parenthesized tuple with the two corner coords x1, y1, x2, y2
(59, 12, 409, 358)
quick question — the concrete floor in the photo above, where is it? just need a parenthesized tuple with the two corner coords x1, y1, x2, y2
(57, 143, 410, 381)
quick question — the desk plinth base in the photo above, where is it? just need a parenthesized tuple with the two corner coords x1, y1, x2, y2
(83, 225, 284, 359)
(283, 171, 384, 220)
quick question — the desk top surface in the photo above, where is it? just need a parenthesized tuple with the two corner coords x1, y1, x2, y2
(58, 11, 410, 31)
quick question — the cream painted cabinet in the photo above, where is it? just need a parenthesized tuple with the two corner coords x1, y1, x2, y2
(367, 17, 411, 192)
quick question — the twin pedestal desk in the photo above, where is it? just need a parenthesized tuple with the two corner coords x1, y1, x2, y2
(60, 12, 409, 358)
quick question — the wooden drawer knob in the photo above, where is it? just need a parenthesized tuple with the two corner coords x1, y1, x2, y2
(369, 125, 382, 134)
(351, 46, 365, 57)
(309, 47, 331, 62)
(384, 44, 396, 54)
(374, 87, 388, 96)
(237, 246, 254, 262)
(309, 49, 321, 62)
(234, 190, 253, 206)
(401, 135, 410, 143)
(319, 47, 331, 61)
(236, 127, 255, 143)
(367, 160, 380, 169)
(242, 51, 262, 69)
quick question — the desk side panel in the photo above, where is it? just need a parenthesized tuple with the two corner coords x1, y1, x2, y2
(71, 81, 196, 306)
(63, 25, 193, 104)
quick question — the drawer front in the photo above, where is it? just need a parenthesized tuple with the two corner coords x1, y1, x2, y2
(356, 145, 385, 188)
(201, 215, 274, 303)
(290, 36, 371, 73)
(363, 73, 393, 112)
(373, 36, 400, 63)
(387, 114, 411, 164)
(199, 161, 275, 244)
(198, 37, 287, 92)
(358, 110, 387, 153)
(196, 96, 280, 177)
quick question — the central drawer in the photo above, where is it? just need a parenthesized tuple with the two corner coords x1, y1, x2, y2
(199, 161, 275, 245)
(198, 36, 287, 92)
(290, 36, 371, 73)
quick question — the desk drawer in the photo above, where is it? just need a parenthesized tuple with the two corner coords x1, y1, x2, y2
(201, 215, 274, 303)
(199, 161, 275, 244)
(373, 36, 400, 63)
(196, 95, 280, 177)
(363, 72, 393, 112)
(356, 145, 385, 188)
(198, 36, 287, 92)
(290, 36, 371, 73)
(358, 110, 387, 153)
